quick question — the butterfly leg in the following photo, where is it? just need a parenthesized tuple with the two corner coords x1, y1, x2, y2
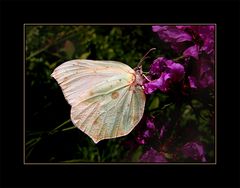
(142, 74, 151, 82)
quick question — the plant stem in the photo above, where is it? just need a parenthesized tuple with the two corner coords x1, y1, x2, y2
(61, 126, 76, 132)
(49, 119, 71, 134)
(173, 55, 185, 61)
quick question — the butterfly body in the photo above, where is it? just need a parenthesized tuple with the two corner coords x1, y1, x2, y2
(51, 59, 145, 143)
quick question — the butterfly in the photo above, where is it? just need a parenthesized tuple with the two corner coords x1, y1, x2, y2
(51, 49, 155, 143)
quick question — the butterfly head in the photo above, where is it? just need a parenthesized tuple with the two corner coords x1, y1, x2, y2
(133, 48, 156, 87)
(133, 66, 145, 86)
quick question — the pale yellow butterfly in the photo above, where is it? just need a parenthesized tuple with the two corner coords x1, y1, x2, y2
(51, 49, 155, 143)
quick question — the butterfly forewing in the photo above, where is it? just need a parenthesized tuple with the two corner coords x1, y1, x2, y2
(51, 59, 146, 143)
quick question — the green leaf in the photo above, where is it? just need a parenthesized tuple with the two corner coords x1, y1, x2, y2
(79, 51, 91, 59)
(131, 146, 143, 162)
(148, 96, 160, 111)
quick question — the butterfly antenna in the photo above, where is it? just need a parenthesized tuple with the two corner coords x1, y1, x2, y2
(137, 48, 156, 67)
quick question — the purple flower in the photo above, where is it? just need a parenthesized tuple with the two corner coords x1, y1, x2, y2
(181, 141, 207, 162)
(144, 58, 185, 94)
(193, 26, 215, 55)
(152, 25, 215, 59)
(188, 55, 214, 89)
(140, 148, 168, 162)
(159, 125, 167, 139)
(143, 130, 151, 138)
(188, 76, 198, 89)
(165, 60, 185, 82)
(152, 26, 192, 52)
(136, 136, 145, 145)
(149, 57, 167, 77)
(190, 26, 215, 58)
(135, 117, 156, 145)
(144, 72, 172, 94)
(183, 44, 199, 59)
(159, 72, 172, 92)
(144, 78, 162, 94)
(146, 117, 156, 129)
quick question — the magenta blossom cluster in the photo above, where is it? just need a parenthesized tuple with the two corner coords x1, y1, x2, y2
(135, 117, 168, 145)
(144, 25, 215, 94)
(135, 117, 207, 162)
(181, 141, 206, 162)
(135, 117, 156, 144)
(136, 117, 207, 163)
(134, 25, 215, 163)
(140, 148, 168, 162)
(152, 25, 215, 59)
(144, 57, 185, 94)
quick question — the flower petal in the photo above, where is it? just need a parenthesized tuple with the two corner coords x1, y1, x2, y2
(153, 26, 192, 43)
(147, 118, 155, 129)
(140, 148, 168, 162)
(182, 142, 207, 162)
(149, 57, 166, 76)
(188, 76, 198, 89)
(183, 45, 199, 59)
(165, 60, 185, 82)
(144, 79, 161, 94)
